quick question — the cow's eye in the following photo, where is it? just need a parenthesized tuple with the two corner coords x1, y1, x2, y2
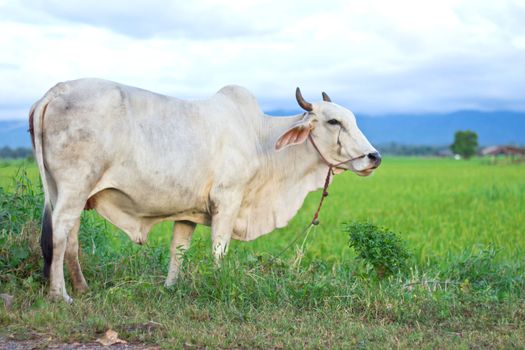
(327, 119, 340, 126)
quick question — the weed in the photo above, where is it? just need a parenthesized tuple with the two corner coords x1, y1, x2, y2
(445, 245, 525, 298)
(346, 222, 410, 278)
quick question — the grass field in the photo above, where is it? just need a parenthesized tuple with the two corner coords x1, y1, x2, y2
(1, 157, 524, 348)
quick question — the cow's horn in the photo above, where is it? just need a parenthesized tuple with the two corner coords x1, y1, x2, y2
(322, 92, 332, 102)
(296, 87, 313, 111)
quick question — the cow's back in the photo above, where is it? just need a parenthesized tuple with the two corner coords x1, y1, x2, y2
(44, 79, 262, 159)
(41, 78, 249, 166)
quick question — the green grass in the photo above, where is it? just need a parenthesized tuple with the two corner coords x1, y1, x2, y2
(0, 159, 39, 190)
(1, 157, 524, 348)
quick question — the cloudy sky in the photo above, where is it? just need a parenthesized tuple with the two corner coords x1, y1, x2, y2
(0, 0, 524, 120)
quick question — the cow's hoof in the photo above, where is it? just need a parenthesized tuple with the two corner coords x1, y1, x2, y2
(49, 292, 73, 304)
(164, 279, 177, 289)
(73, 282, 89, 295)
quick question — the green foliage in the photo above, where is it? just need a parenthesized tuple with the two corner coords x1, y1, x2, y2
(445, 245, 525, 297)
(0, 168, 41, 231)
(451, 130, 478, 159)
(346, 222, 410, 278)
(0, 168, 43, 281)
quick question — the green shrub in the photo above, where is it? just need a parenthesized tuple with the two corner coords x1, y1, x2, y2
(346, 222, 410, 278)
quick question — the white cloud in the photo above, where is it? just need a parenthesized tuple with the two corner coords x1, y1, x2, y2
(0, 0, 524, 120)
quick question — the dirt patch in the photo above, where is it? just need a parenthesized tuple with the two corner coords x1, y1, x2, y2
(0, 337, 159, 349)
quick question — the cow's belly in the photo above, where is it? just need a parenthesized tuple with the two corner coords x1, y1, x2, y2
(87, 181, 212, 244)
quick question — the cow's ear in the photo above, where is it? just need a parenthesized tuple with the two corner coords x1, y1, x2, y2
(275, 121, 313, 151)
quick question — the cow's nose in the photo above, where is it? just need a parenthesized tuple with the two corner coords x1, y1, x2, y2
(367, 152, 382, 167)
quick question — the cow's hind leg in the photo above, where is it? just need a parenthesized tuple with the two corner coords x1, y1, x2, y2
(165, 221, 196, 287)
(65, 218, 89, 294)
(49, 196, 86, 303)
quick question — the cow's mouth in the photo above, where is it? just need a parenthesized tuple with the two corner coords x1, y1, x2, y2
(356, 168, 375, 177)
(334, 167, 374, 176)
(335, 165, 376, 176)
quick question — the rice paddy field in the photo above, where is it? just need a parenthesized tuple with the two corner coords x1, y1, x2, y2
(1, 157, 524, 348)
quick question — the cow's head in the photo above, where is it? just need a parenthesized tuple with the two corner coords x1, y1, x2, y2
(275, 88, 381, 176)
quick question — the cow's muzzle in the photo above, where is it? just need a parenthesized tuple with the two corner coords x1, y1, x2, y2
(367, 152, 382, 168)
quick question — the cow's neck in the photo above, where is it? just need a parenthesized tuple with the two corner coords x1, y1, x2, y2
(261, 113, 327, 182)
(231, 114, 332, 241)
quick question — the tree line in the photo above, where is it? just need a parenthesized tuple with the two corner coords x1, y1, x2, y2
(377, 143, 448, 156)
(0, 146, 33, 159)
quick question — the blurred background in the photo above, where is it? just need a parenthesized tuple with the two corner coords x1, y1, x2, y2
(0, 0, 524, 155)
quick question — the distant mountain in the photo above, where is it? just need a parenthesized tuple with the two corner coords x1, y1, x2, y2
(0, 120, 31, 148)
(1, 110, 524, 148)
(355, 111, 525, 146)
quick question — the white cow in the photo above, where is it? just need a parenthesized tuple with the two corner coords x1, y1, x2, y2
(29, 79, 381, 302)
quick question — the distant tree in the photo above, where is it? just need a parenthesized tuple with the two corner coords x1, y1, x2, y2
(451, 130, 478, 159)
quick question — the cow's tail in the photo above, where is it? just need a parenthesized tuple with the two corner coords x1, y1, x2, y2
(30, 94, 55, 279)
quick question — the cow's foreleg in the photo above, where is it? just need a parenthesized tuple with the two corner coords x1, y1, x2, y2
(165, 220, 196, 287)
(211, 195, 242, 264)
(65, 218, 88, 294)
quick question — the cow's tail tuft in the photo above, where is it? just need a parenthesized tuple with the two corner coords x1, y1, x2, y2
(30, 93, 55, 279)
(41, 202, 53, 279)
